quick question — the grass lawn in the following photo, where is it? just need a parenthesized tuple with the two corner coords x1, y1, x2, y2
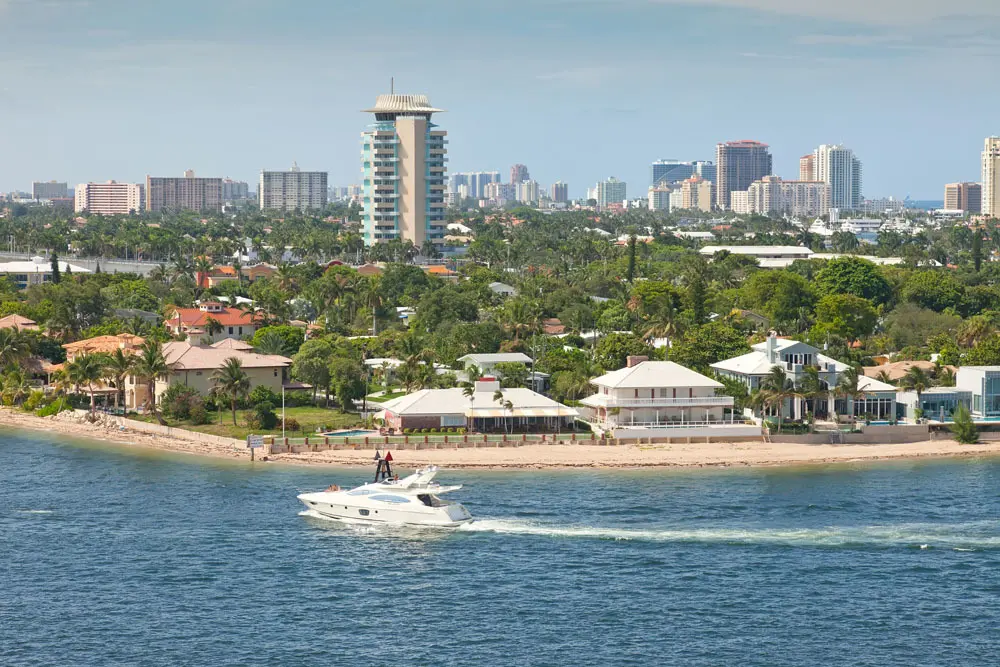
(366, 390, 407, 401)
(131, 406, 362, 440)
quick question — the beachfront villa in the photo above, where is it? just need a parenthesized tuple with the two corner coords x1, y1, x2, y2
(579, 357, 759, 440)
(896, 387, 971, 422)
(165, 301, 263, 343)
(63, 334, 145, 362)
(712, 335, 897, 420)
(956, 367, 1000, 418)
(379, 377, 578, 433)
(126, 339, 291, 410)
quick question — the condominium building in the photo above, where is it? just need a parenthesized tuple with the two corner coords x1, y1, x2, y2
(813, 144, 862, 211)
(694, 161, 716, 185)
(74, 180, 144, 214)
(740, 176, 830, 217)
(222, 178, 250, 201)
(510, 164, 530, 184)
(32, 181, 70, 200)
(259, 164, 328, 211)
(361, 93, 448, 247)
(651, 160, 695, 186)
(715, 141, 772, 210)
(982, 137, 1000, 217)
(677, 175, 714, 212)
(145, 170, 222, 212)
(551, 181, 569, 203)
(483, 181, 516, 204)
(799, 154, 815, 181)
(648, 183, 673, 212)
(449, 171, 501, 198)
(944, 182, 982, 214)
(516, 180, 540, 204)
(596, 177, 627, 209)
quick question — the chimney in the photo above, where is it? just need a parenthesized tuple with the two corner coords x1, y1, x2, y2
(626, 355, 649, 368)
(765, 334, 777, 361)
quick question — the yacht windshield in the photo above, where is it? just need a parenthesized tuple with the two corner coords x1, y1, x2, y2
(417, 494, 447, 507)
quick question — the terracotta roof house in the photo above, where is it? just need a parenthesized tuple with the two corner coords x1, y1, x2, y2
(355, 263, 383, 277)
(423, 265, 458, 279)
(165, 302, 262, 343)
(63, 334, 145, 362)
(542, 318, 565, 335)
(0, 314, 39, 331)
(863, 360, 954, 383)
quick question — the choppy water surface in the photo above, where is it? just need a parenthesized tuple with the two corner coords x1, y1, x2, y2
(3, 429, 1000, 666)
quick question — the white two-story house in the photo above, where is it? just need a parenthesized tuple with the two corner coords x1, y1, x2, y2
(579, 357, 759, 440)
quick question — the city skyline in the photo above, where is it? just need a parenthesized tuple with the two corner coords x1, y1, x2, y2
(2, 0, 998, 198)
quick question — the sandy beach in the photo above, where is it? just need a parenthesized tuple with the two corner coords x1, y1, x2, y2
(4, 408, 1000, 470)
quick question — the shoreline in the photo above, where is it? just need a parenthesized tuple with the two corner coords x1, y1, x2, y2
(3, 409, 1000, 470)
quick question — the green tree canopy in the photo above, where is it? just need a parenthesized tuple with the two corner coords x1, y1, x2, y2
(669, 321, 750, 374)
(815, 257, 891, 305)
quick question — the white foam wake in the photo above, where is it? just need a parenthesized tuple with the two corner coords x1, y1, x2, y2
(458, 519, 1000, 550)
(15, 509, 54, 514)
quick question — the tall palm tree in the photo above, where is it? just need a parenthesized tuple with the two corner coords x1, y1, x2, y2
(253, 329, 290, 356)
(462, 383, 476, 433)
(133, 340, 171, 424)
(875, 370, 893, 385)
(67, 353, 107, 416)
(360, 277, 385, 336)
(203, 316, 225, 340)
(797, 365, 825, 426)
(0, 327, 29, 370)
(901, 366, 931, 420)
(103, 348, 135, 413)
(761, 366, 801, 433)
(836, 366, 864, 424)
(211, 357, 251, 426)
(3, 367, 30, 406)
(194, 256, 214, 290)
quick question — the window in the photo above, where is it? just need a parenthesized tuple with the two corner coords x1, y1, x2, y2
(370, 494, 410, 504)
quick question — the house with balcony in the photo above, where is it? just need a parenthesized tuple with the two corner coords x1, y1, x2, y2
(579, 357, 759, 440)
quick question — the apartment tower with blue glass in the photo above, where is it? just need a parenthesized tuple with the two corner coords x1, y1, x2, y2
(361, 94, 447, 248)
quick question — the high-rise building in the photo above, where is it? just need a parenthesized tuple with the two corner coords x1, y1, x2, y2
(694, 161, 716, 185)
(361, 93, 447, 246)
(259, 164, 328, 211)
(678, 176, 714, 213)
(648, 183, 673, 212)
(146, 170, 222, 212)
(596, 177, 627, 209)
(517, 180, 539, 204)
(32, 181, 69, 200)
(222, 178, 250, 201)
(799, 155, 815, 181)
(510, 164, 530, 184)
(944, 182, 982, 213)
(982, 137, 1000, 217)
(551, 181, 569, 203)
(741, 176, 830, 217)
(813, 144, 862, 211)
(450, 171, 501, 198)
(74, 181, 144, 215)
(715, 141, 772, 210)
(651, 160, 695, 186)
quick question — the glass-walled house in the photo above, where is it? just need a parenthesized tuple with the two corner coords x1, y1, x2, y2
(896, 387, 972, 422)
(957, 367, 1000, 418)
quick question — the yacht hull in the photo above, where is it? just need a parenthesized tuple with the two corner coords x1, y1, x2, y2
(299, 493, 473, 528)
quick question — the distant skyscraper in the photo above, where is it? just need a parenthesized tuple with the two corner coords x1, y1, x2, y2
(982, 137, 1000, 217)
(743, 176, 830, 217)
(75, 181, 143, 215)
(222, 178, 250, 201)
(361, 93, 447, 246)
(715, 141, 772, 210)
(450, 171, 501, 198)
(944, 182, 982, 213)
(813, 144, 862, 211)
(693, 161, 716, 185)
(145, 171, 222, 212)
(517, 180, 539, 204)
(648, 183, 673, 212)
(596, 177, 626, 209)
(551, 181, 569, 203)
(651, 160, 695, 186)
(259, 164, 328, 211)
(32, 181, 69, 200)
(678, 176, 714, 213)
(799, 154, 815, 181)
(510, 164, 530, 184)
(484, 181, 516, 203)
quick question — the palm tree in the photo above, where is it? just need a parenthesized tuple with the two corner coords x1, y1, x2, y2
(194, 256, 214, 290)
(797, 366, 825, 427)
(503, 399, 514, 434)
(67, 353, 107, 416)
(0, 327, 29, 370)
(360, 277, 384, 336)
(103, 348, 135, 413)
(3, 367, 30, 406)
(253, 329, 290, 356)
(493, 389, 505, 434)
(836, 366, 864, 424)
(901, 366, 931, 421)
(203, 316, 225, 341)
(133, 340, 171, 424)
(642, 304, 678, 347)
(462, 383, 476, 433)
(875, 370, 893, 385)
(211, 357, 251, 426)
(761, 366, 801, 433)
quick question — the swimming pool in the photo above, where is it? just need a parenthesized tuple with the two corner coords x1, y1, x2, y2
(323, 429, 377, 437)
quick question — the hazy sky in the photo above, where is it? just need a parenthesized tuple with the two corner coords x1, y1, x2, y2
(1, 0, 998, 199)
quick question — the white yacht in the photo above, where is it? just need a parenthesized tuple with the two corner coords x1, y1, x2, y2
(298, 455, 473, 527)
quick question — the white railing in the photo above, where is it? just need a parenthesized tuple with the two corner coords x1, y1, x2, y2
(583, 396, 734, 408)
(597, 419, 757, 430)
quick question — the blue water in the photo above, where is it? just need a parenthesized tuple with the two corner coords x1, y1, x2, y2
(3, 428, 1000, 666)
(323, 429, 376, 437)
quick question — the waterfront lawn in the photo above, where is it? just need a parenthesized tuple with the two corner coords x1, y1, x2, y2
(366, 390, 407, 401)
(133, 406, 362, 441)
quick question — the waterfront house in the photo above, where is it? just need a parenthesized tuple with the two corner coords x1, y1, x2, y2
(63, 334, 145, 362)
(380, 377, 577, 433)
(165, 302, 262, 343)
(897, 386, 971, 422)
(579, 357, 758, 439)
(956, 367, 1000, 418)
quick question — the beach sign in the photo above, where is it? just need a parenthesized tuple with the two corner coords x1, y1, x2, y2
(247, 435, 264, 449)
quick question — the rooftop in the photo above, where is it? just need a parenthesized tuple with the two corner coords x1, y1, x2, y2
(458, 353, 532, 365)
(381, 383, 577, 419)
(363, 94, 444, 114)
(162, 342, 291, 371)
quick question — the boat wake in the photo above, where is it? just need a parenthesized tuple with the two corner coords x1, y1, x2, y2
(15, 509, 54, 514)
(458, 519, 1000, 550)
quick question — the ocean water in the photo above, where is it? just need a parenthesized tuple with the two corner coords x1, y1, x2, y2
(3, 429, 1000, 666)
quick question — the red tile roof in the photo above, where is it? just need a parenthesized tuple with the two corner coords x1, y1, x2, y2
(166, 307, 260, 328)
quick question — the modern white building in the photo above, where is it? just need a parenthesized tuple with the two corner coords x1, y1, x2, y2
(579, 357, 758, 439)
(259, 164, 328, 211)
(956, 367, 1000, 418)
(516, 180, 540, 204)
(0, 256, 91, 290)
(813, 144, 863, 211)
(457, 353, 532, 378)
(982, 137, 1000, 217)
(74, 181, 143, 214)
(596, 177, 627, 209)
(648, 183, 673, 212)
(699, 245, 813, 267)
